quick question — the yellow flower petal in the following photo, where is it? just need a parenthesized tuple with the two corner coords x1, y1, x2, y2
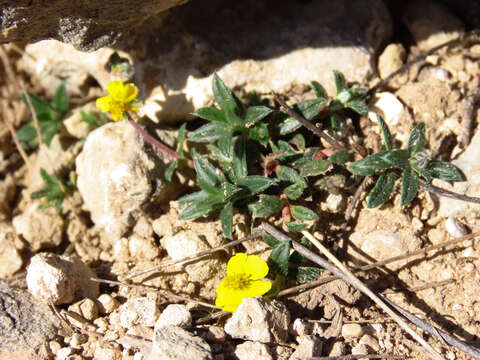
(96, 96, 112, 112)
(123, 83, 138, 103)
(107, 81, 124, 101)
(226, 253, 248, 277)
(244, 254, 269, 280)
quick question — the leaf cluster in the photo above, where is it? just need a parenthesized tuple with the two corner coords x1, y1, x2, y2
(17, 81, 69, 149)
(349, 114, 462, 207)
(31, 169, 72, 214)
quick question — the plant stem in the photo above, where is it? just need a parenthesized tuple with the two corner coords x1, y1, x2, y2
(126, 113, 179, 160)
(420, 182, 480, 204)
(272, 93, 345, 150)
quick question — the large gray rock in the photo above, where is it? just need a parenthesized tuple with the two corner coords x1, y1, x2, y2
(0, 282, 59, 358)
(138, 0, 392, 123)
(76, 121, 180, 239)
(0, 0, 187, 51)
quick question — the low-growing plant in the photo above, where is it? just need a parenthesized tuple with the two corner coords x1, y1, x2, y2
(31, 168, 73, 214)
(17, 81, 69, 148)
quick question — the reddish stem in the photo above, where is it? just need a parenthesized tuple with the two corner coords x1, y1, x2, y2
(126, 116, 179, 160)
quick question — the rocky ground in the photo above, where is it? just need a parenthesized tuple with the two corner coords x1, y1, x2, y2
(1, 1, 480, 359)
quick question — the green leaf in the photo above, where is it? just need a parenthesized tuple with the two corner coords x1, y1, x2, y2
(52, 81, 68, 114)
(244, 106, 273, 127)
(21, 91, 57, 118)
(295, 267, 323, 283)
(299, 159, 331, 177)
(220, 202, 233, 239)
(232, 136, 247, 180)
(16, 122, 39, 149)
(336, 89, 353, 104)
(236, 175, 276, 194)
(411, 162, 432, 182)
(285, 222, 308, 232)
(349, 150, 410, 176)
(178, 198, 224, 220)
(220, 182, 241, 201)
(426, 160, 463, 181)
(367, 171, 396, 208)
(212, 73, 241, 115)
(346, 99, 368, 116)
(41, 119, 62, 146)
(375, 114, 392, 151)
(276, 166, 303, 183)
(333, 70, 346, 94)
(262, 233, 280, 247)
(290, 134, 305, 150)
(249, 122, 269, 147)
(279, 117, 302, 135)
(165, 161, 177, 182)
(330, 111, 344, 132)
(284, 182, 305, 200)
(400, 169, 419, 206)
(191, 107, 228, 124)
(31, 169, 66, 215)
(291, 205, 319, 221)
(296, 98, 327, 120)
(192, 150, 224, 194)
(248, 194, 283, 218)
(268, 241, 291, 276)
(188, 122, 229, 143)
(176, 123, 187, 156)
(408, 123, 426, 156)
(310, 81, 328, 99)
(328, 150, 349, 164)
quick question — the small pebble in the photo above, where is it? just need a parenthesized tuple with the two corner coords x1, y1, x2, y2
(207, 325, 227, 343)
(445, 217, 468, 238)
(94, 346, 123, 360)
(289, 318, 313, 337)
(70, 333, 88, 348)
(351, 343, 369, 355)
(57, 347, 74, 360)
(49, 340, 62, 355)
(360, 334, 379, 352)
(118, 297, 160, 328)
(341, 323, 364, 338)
(156, 304, 192, 328)
(97, 294, 120, 314)
(69, 298, 98, 321)
(94, 317, 109, 333)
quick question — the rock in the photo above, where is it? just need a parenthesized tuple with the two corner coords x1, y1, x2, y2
(360, 334, 380, 352)
(436, 130, 480, 217)
(234, 341, 273, 360)
(206, 326, 226, 343)
(371, 93, 407, 127)
(377, 43, 407, 80)
(76, 121, 179, 239)
(57, 347, 74, 360)
(402, 0, 464, 51)
(18, 41, 133, 97)
(289, 318, 314, 337)
(69, 333, 88, 347)
(137, 0, 392, 123)
(0, 225, 23, 279)
(445, 217, 468, 238)
(26, 253, 99, 305)
(97, 294, 120, 314)
(128, 234, 160, 261)
(290, 336, 323, 360)
(161, 229, 224, 282)
(63, 103, 97, 139)
(0, 282, 59, 358)
(118, 297, 160, 328)
(359, 229, 422, 270)
(156, 304, 192, 328)
(68, 298, 99, 321)
(94, 346, 123, 360)
(224, 297, 290, 343)
(341, 323, 364, 338)
(0, 1, 186, 51)
(325, 193, 345, 213)
(12, 202, 65, 251)
(150, 325, 212, 360)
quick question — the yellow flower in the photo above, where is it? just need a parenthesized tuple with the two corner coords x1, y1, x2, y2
(215, 253, 272, 312)
(96, 81, 139, 121)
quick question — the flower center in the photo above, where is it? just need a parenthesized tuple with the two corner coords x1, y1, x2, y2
(224, 273, 252, 290)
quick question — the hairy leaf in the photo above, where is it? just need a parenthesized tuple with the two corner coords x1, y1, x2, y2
(285, 222, 308, 232)
(408, 123, 426, 156)
(279, 117, 302, 135)
(400, 169, 419, 206)
(191, 107, 228, 124)
(299, 159, 331, 177)
(333, 70, 346, 94)
(291, 205, 319, 221)
(236, 175, 276, 194)
(249, 122, 269, 147)
(277, 166, 303, 183)
(310, 81, 328, 99)
(52, 81, 68, 114)
(367, 171, 396, 208)
(426, 160, 463, 181)
(328, 149, 349, 164)
(268, 241, 291, 276)
(188, 122, 229, 143)
(232, 136, 247, 180)
(244, 106, 273, 126)
(284, 182, 305, 200)
(346, 99, 368, 116)
(165, 160, 177, 182)
(212, 73, 240, 115)
(248, 194, 283, 218)
(220, 202, 233, 239)
(295, 266, 323, 283)
(192, 150, 224, 193)
(349, 150, 410, 176)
